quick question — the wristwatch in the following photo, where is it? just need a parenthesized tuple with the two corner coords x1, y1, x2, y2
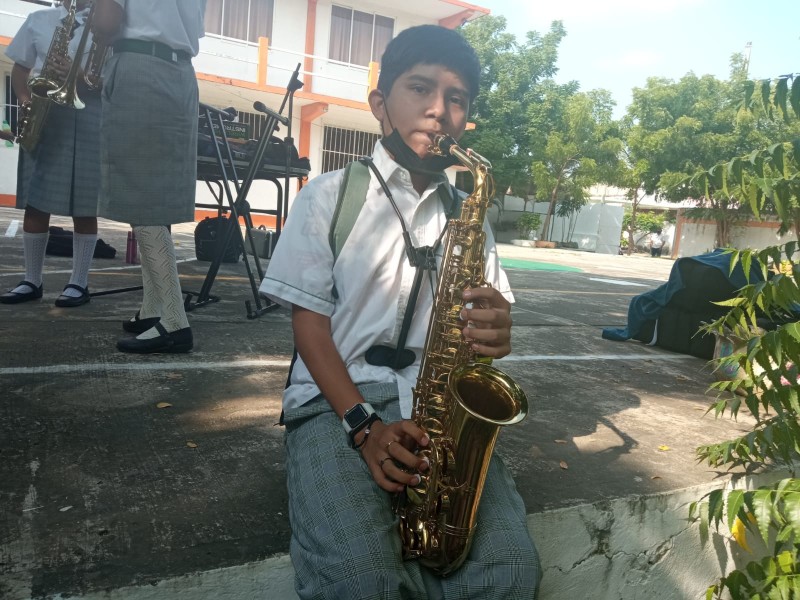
(342, 403, 380, 448)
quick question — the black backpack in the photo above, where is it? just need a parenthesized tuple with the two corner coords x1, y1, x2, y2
(194, 217, 242, 263)
(46, 226, 117, 259)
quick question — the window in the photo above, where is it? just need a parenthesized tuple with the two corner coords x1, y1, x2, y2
(329, 6, 393, 66)
(19, 1, 52, 6)
(204, 0, 274, 43)
(321, 126, 381, 173)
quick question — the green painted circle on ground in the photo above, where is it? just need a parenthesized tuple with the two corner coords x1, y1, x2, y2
(499, 258, 583, 272)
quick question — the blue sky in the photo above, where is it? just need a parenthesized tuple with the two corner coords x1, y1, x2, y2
(478, 0, 800, 118)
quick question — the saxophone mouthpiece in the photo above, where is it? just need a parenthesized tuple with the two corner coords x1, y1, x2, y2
(432, 134, 457, 156)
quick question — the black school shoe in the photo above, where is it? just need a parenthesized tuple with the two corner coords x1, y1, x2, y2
(0, 280, 43, 304)
(116, 323, 193, 354)
(54, 284, 91, 307)
(122, 311, 161, 334)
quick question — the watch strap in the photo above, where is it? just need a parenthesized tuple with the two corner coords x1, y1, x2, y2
(351, 413, 382, 449)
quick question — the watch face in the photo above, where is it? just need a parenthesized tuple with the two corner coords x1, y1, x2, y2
(344, 404, 369, 428)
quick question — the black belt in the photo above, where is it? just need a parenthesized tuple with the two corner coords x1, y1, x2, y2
(112, 39, 191, 63)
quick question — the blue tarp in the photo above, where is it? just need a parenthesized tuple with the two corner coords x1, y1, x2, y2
(601, 249, 762, 342)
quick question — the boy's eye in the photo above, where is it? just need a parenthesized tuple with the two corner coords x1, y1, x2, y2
(450, 95, 466, 107)
(411, 85, 428, 95)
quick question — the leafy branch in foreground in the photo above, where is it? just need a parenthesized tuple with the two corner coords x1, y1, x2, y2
(692, 245, 800, 599)
(690, 481, 800, 599)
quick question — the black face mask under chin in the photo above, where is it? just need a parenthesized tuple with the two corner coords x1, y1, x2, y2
(380, 129, 460, 177)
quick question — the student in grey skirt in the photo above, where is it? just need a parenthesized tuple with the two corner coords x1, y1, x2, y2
(93, 0, 206, 354)
(1, 0, 100, 308)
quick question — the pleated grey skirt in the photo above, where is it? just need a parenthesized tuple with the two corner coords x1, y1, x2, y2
(16, 92, 102, 218)
(98, 52, 198, 225)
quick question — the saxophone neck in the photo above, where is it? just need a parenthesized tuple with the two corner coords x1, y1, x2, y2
(431, 134, 492, 171)
(430, 134, 493, 204)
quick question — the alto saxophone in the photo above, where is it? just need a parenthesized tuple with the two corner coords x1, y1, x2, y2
(395, 134, 529, 575)
(16, 1, 106, 151)
(16, 0, 78, 152)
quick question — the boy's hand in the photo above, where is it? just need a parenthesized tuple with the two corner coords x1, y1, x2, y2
(357, 419, 429, 493)
(459, 287, 512, 358)
(50, 54, 72, 79)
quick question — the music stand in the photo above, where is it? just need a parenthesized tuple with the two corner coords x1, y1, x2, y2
(184, 64, 304, 319)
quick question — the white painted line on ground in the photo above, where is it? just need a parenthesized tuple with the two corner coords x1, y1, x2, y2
(4, 219, 19, 237)
(1, 354, 697, 377)
(2, 257, 196, 278)
(589, 277, 649, 287)
(0, 358, 292, 376)
(501, 353, 697, 362)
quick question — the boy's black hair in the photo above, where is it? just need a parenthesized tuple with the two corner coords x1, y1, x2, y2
(377, 24, 480, 103)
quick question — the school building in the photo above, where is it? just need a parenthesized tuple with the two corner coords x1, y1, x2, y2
(0, 0, 490, 226)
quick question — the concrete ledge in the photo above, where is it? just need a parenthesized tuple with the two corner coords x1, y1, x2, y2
(533, 470, 787, 599)
(46, 471, 786, 600)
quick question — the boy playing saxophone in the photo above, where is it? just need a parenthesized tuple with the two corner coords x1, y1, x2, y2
(261, 24, 540, 599)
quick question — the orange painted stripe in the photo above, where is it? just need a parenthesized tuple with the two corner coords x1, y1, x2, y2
(257, 37, 269, 86)
(0, 36, 12, 46)
(196, 72, 371, 111)
(0, 198, 275, 227)
(683, 217, 783, 229)
(304, 1, 317, 93)
(195, 209, 277, 229)
(439, 0, 489, 15)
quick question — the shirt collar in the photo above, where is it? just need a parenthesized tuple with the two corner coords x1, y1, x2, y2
(370, 141, 449, 198)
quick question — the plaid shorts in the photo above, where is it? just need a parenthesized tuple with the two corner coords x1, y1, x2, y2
(283, 383, 541, 599)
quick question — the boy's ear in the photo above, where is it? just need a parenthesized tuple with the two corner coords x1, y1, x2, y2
(368, 88, 386, 125)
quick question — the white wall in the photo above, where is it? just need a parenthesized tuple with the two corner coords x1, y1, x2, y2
(677, 220, 797, 257)
(0, 0, 36, 39)
(492, 196, 624, 254)
(0, 135, 16, 195)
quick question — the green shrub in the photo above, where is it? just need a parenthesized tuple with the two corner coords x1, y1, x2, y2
(516, 212, 541, 239)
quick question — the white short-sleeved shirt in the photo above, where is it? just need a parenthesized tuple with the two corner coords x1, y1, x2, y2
(109, 0, 206, 56)
(6, 5, 93, 78)
(649, 232, 664, 248)
(261, 142, 514, 418)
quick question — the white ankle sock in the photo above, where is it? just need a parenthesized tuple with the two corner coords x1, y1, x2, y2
(133, 226, 189, 339)
(11, 231, 49, 294)
(62, 233, 97, 297)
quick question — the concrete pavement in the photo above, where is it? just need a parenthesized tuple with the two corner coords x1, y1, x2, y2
(0, 208, 755, 598)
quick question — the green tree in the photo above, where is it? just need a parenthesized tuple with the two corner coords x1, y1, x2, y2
(534, 90, 622, 242)
(459, 17, 567, 201)
(624, 63, 777, 248)
(690, 74, 800, 599)
(459, 17, 620, 229)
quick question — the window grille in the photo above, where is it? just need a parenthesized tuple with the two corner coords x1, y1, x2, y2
(4, 75, 21, 135)
(320, 126, 380, 173)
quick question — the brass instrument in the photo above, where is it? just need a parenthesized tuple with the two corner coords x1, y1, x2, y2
(16, 1, 104, 151)
(48, 2, 97, 109)
(83, 34, 108, 92)
(17, 0, 77, 151)
(395, 134, 528, 575)
(26, 1, 77, 96)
